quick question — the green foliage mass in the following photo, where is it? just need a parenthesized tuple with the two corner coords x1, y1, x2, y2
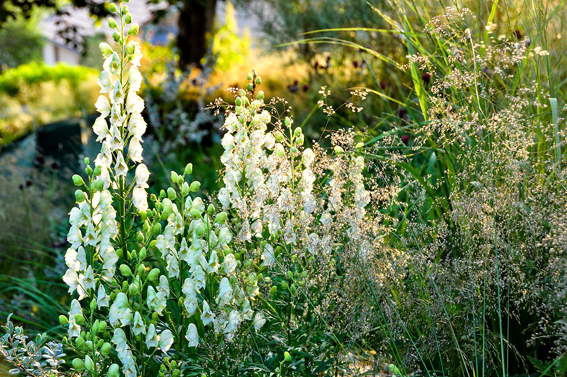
(0, 18, 45, 72)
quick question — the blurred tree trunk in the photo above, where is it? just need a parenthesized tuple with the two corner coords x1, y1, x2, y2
(176, 0, 218, 70)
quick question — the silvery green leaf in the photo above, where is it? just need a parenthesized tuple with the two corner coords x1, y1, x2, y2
(8, 368, 20, 374)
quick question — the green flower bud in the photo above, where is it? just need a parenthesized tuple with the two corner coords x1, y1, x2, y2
(150, 193, 157, 202)
(98, 321, 107, 333)
(120, 264, 132, 277)
(72, 174, 85, 187)
(153, 223, 162, 233)
(255, 77, 262, 85)
(181, 182, 190, 196)
(334, 146, 344, 154)
(129, 282, 138, 295)
(149, 240, 157, 249)
(295, 134, 304, 146)
(120, 4, 128, 14)
(75, 336, 85, 349)
(239, 89, 246, 97)
(257, 90, 264, 100)
(190, 181, 201, 192)
(167, 187, 177, 200)
(160, 189, 166, 198)
(125, 13, 132, 24)
(247, 73, 253, 81)
(85, 340, 94, 351)
(184, 163, 193, 175)
(173, 369, 181, 377)
(85, 165, 93, 175)
(137, 264, 145, 276)
(128, 23, 139, 36)
(90, 298, 97, 312)
(112, 31, 121, 42)
(247, 83, 254, 91)
(270, 286, 277, 296)
(285, 117, 292, 127)
(95, 179, 105, 192)
(125, 40, 136, 54)
(109, 3, 118, 12)
(214, 212, 227, 224)
(93, 165, 102, 176)
(137, 232, 144, 243)
(355, 142, 364, 149)
(108, 363, 120, 377)
(139, 247, 147, 260)
(148, 268, 160, 282)
(274, 144, 285, 158)
(83, 157, 90, 165)
(290, 146, 298, 154)
(274, 131, 284, 142)
(116, 248, 123, 258)
(235, 97, 242, 107)
(122, 281, 129, 292)
(294, 127, 302, 137)
(72, 358, 85, 371)
(108, 17, 118, 29)
(74, 314, 85, 325)
(195, 224, 205, 238)
(190, 208, 201, 219)
(207, 204, 215, 215)
(284, 351, 291, 362)
(101, 342, 112, 356)
(140, 211, 147, 221)
(75, 190, 86, 203)
(170, 171, 179, 183)
(59, 315, 68, 325)
(389, 364, 401, 375)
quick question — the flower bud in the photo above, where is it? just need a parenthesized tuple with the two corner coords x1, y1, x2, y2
(129, 282, 138, 295)
(255, 77, 262, 85)
(153, 223, 162, 233)
(181, 182, 190, 195)
(195, 224, 205, 238)
(98, 321, 107, 333)
(294, 134, 304, 146)
(121, 4, 128, 14)
(167, 187, 177, 200)
(285, 117, 292, 127)
(214, 212, 227, 224)
(137, 264, 145, 276)
(75, 190, 87, 203)
(270, 286, 277, 296)
(101, 342, 112, 355)
(139, 247, 147, 260)
(125, 13, 132, 24)
(247, 73, 253, 81)
(92, 165, 102, 176)
(184, 163, 193, 175)
(247, 83, 254, 91)
(274, 131, 284, 142)
(274, 144, 285, 158)
(150, 193, 157, 202)
(112, 31, 121, 42)
(122, 281, 129, 292)
(108, 363, 120, 377)
(85, 340, 94, 351)
(160, 190, 166, 198)
(90, 298, 97, 312)
(59, 315, 68, 325)
(120, 264, 132, 277)
(95, 179, 105, 192)
(149, 240, 157, 249)
(148, 268, 160, 282)
(72, 174, 85, 187)
(173, 370, 181, 377)
(355, 142, 364, 149)
(257, 90, 264, 100)
(190, 209, 201, 219)
(207, 204, 215, 215)
(75, 336, 85, 349)
(74, 314, 85, 325)
(108, 17, 118, 29)
(83, 164, 92, 175)
(239, 89, 246, 97)
(284, 351, 291, 362)
(190, 181, 201, 192)
(128, 23, 139, 36)
(334, 146, 344, 154)
(72, 358, 85, 371)
(109, 3, 118, 12)
(125, 40, 136, 54)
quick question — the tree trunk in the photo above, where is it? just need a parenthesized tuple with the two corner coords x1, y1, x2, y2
(176, 0, 218, 70)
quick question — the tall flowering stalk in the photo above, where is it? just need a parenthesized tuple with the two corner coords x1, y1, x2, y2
(61, 3, 265, 377)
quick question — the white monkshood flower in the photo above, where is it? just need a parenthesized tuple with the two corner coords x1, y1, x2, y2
(97, 284, 110, 309)
(108, 124, 124, 151)
(109, 292, 130, 327)
(147, 286, 167, 315)
(65, 246, 87, 272)
(114, 151, 128, 177)
(128, 65, 142, 92)
(67, 299, 83, 338)
(253, 311, 266, 331)
(145, 324, 158, 348)
(201, 300, 215, 326)
(158, 329, 174, 352)
(83, 265, 96, 290)
(207, 250, 219, 273)
(224, 310, 241, 335)
(185, 323, 199, 347)
(241, 299, 253, 320)
(63, 269, 79, 295)
(157, 275, 170, 298)
(93, 116, 109, 142)
(135, 164, 150, 187)
(128, 137, 144, 163)
(126, 90, 144, 114)
(98, 70, 113, 93)
(184, 296, 198, 317)
(95, 95, 111, 117)
(103, 52, 121, 75)
(223, 253, 237, 274)
(192, 265, 206, 290)
(67, 226, 82, 249)
(111, 79, 125, 104)
(217, 277, 232, 304)
(128, 112, 147, 138)
(129, 42, 143, 66)
(132, 312, 147, 336)
(132, 187, 148, 212)
(263, 244, 276, 266)
(182, 278, 197, 299)
(112, 328, 129, 353)
(166, 254, 180, 278)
